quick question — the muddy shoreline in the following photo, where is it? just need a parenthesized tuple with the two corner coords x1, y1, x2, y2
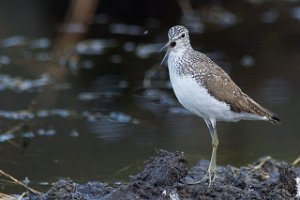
(29, 150, 299, 200)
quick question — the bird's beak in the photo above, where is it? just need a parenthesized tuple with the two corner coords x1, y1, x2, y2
(160, 41, 170, 52)
(160, 40, 171, 65)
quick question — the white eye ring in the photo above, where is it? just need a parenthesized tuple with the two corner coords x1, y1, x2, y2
(181, 33, 185, 38)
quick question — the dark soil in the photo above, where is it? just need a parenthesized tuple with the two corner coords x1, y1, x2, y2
(31, 150, 299, 200)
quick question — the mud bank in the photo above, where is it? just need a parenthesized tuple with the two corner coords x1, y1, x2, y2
(31, 150, 299, 200)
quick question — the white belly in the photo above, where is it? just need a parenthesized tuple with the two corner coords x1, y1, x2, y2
(169, 73, 230, 120)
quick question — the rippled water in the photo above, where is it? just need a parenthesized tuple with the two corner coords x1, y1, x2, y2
(0, 0, 299, 192)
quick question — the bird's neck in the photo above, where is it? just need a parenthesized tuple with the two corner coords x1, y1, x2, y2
(168, 46, 194, 76)
(169, 45, 193, 59)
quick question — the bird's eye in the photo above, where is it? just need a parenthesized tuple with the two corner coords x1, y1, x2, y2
(181, 33, 185, 38)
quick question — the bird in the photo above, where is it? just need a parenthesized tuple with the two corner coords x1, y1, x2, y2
(161, 25, 280, 186)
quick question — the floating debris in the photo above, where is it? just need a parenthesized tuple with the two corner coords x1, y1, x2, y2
(0, 109, 73, 120)
(0, 55, 12, 66)
(144, 30, 149, 35)
(82, 111, 105, 122)
(143, 89, 164, 100)
(37, 129, 56, 136)
(143, 89, 177, 106)
(23, 177, 30, 185)
(76, 39, 117, 55)
(0, 110, 34, 120)
(109, 23, 144, 36)
(22, 131, 35, 138)
(78, 91, 120, 102)
(240, 55, 255, 68)
(123, 42, 136, 52)
(109, 112, 131, 123)
(70, 130, 80, 137)
(36, 110, 50, 118)
(109, 111, 139, 124)
(50, 109, 72, 118)
(38, 182, 50, 186)
(29, 38, 51, 49)
(0, 133, 14, 142)
(0, 36, 26, 48)
(78, 92, 99, 102)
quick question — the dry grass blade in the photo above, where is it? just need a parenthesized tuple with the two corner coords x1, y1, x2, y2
(252, 156, 271, 170)
(0, 169, 41, 195)
(292, 156, 300, 166)
(0, 192, 17, 200)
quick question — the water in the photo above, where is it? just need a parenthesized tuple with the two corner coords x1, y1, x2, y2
(0, 0, 299, 192)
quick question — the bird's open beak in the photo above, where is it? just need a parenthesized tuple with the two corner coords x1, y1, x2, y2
(160, 40, 171, 65)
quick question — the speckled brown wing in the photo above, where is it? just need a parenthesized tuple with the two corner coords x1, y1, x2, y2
(192, 56, 280, 124)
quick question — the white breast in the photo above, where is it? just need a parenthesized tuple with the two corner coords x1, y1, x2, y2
(169, 72, 232, 120)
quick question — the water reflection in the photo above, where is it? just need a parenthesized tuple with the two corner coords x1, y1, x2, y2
(259, 78, 293, 105)
(0, 74, 53, 92)
(0, 0, 299, 193)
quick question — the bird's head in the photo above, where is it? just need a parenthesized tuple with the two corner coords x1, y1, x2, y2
(161, 25, 191, 64)
(167, 25, 190, 49)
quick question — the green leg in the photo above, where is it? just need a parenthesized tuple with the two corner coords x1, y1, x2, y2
(186, 118, 219, 186)
(205, 118, 218, 187)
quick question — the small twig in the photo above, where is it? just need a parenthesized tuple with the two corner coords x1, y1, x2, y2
(1, 122, 26, 135)
(252, 156, 271, 170)
(292, 156, 300, 166)
(0, 169, 41, 195)
(17, 192, 26, 200)
(0, 122, 28, 149)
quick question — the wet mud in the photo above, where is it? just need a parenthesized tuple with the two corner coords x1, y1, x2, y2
(32, 150, 298, 200)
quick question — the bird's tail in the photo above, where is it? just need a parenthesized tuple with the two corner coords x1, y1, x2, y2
(246, 97, 281, 125)
(268, 113, 281, 125)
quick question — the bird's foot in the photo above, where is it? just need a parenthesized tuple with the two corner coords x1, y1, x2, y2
(185, 168, 217, 187)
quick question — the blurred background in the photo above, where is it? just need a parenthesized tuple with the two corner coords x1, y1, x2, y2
(0, 0, 299, 192)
